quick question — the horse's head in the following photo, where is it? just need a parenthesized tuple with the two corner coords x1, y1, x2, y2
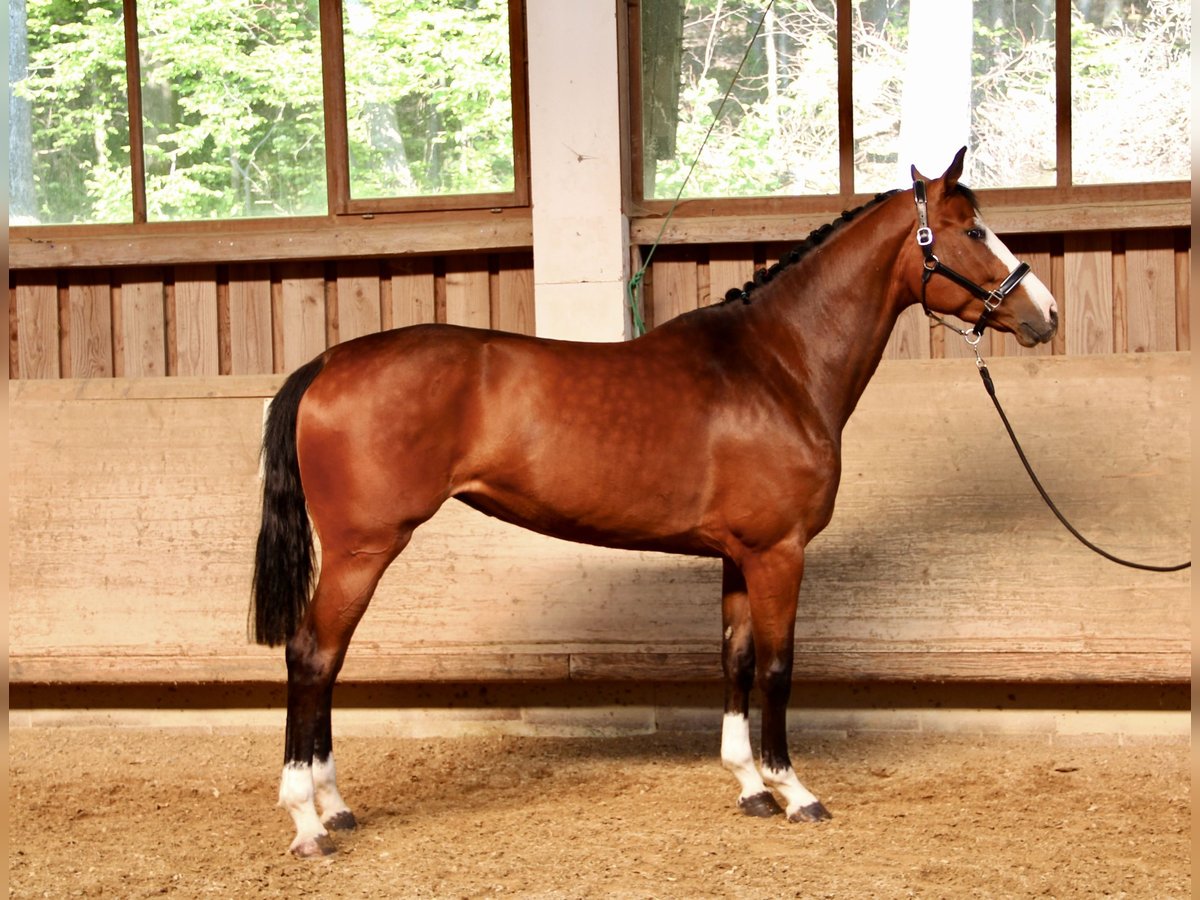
(905, 147, 1057, 348)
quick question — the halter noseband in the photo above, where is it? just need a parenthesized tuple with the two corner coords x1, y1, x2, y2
(913, 179, 1031, 345)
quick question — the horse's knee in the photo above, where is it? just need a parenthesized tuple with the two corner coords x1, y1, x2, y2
(723, 632, 755, 695)
(758, 653, 793, 702)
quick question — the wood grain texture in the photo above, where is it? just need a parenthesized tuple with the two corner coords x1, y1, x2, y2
(227, 264, 273, 375)
(117, 269, 166, 377)
(1063, 233, 1113, 355)
(9, 354, 1189, 685)
(494, 257, 535, 334)
(387, 258, 437, 329)
(14, 273, 60, 378)
(1124, 230, 1177, 354)
(173, 265, 219, 377)
(444, 256, 492, 328)
(334, 260, 383, 344)
(648, 252, 699, 328)
(276, 262, 327, 372)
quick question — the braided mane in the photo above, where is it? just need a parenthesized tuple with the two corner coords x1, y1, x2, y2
(720, 189, 901, 305)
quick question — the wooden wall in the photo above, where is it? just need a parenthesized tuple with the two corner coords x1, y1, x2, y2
(9, 228, 1189, 380)
(641, 229, 1191, 360)
(8, 252, 535, 379)
(9, 354, 1189, 686)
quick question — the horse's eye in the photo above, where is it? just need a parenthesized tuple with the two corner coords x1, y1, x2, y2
(966, 227, 986, 241)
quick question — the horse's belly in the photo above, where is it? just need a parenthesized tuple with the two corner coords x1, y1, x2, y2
(452, 475, 721, 557)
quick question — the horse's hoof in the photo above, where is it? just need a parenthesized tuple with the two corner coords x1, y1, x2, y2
(788, 801, 832, 823)
(324, 810, 358, 832)
(291, 833, 337, 858)
(738, 791, 784, 818)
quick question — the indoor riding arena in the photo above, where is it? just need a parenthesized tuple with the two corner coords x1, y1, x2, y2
(9, 1, 1190, 897)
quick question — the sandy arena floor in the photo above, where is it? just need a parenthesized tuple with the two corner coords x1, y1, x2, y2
(8, 728, 1189, 898)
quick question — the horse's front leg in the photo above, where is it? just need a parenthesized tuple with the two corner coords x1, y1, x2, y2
(744, 544, 832, 824)
(720, 559, 784, 817)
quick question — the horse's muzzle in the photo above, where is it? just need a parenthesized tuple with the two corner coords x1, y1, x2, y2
(1017, 308, 1058, 347)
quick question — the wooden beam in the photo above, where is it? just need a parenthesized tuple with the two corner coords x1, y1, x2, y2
(10, 212, 533, 270)
(630, 199, 1189, 246)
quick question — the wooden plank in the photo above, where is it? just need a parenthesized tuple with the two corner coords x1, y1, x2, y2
(444, 255, 491, 328)
(570, 650, 1189, 684)
(648, 252, 699, 328)
(1124, 230, 1177, 354)
(387, 258, 437, 329)
(227, 263, 273, 375)
(8, 353, 1189, 685)
(14, 273, 60, 378)
(117, 268, 165, 377)
(276, 261, 327, 371)
(65, 271, 114, 378)
(1174, 239, 1189, 351)
(1063, 233, 1113, 356)
(10, 213, 534, 270)
(334, 260, 382, 344)
(625, 198, 1189, 246)
(172, 264, 219, 377)
(494, 257, 535, 335)
(883, 305, 930, 360)
(706, 246, 755, 304)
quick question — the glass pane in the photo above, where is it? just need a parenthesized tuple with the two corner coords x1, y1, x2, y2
(344, 0, 515, 199)
(138, 0, 327, 221)
(854, 0, 1056, 193)
(1072, 0, 1189, 184)
(641, 0, 839, 200)
(11, 0, 133, 225)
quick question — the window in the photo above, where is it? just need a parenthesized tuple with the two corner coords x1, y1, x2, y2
(8, 0, 527, 225)
(634, 0, 1189, 203)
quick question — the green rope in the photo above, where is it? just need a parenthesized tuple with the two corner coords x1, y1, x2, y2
(627, 0, 778, 337)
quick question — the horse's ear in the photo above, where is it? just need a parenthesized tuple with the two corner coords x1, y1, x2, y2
(941, 146, 968, 190)
(910, 163, 927, 184)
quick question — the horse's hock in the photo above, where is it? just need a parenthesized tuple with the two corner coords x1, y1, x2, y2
(9, 351, 1188, 711)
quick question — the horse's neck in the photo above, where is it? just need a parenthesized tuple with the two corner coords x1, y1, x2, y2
(751, 203, 911, 434)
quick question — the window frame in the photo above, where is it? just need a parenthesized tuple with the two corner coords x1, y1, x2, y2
(625, 0, 1189, 234)
(12, 0, 531, 233)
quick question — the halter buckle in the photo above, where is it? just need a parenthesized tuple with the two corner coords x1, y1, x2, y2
(916, 226, 934, 247)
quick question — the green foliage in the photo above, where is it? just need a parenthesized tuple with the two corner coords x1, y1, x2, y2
(14, 0, 516, 224)
(646, 0, 1189, 198)
(344, 0, 514, 197)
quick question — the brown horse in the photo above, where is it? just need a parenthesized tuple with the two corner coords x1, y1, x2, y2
(252, 149, 1057, 857)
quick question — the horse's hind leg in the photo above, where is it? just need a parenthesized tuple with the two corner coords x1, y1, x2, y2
(278, 543, 401, 857)
(720, 559, 783, 817)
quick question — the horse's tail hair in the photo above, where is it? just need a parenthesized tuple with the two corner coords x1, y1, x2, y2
(251, 354, 326, 646)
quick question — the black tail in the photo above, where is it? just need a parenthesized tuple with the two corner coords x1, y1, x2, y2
(251, 355, 327, 646)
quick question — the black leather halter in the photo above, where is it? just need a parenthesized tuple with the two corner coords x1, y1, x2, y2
(913, 179, 1030, 343)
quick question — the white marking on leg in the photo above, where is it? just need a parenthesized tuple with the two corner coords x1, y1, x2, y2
(312, 754, 352, 824)
(762, 764, 820, 819)
(981, 220, 1057, 323)
(721, 712, 767, 800)
(279, 762, 327, 851)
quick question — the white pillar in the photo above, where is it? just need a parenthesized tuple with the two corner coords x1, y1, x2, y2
(526, 0, 631, 342)
(895, 0, 972, 185)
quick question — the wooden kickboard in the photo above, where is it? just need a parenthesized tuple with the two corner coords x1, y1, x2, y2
(8, 353, 1190, 684)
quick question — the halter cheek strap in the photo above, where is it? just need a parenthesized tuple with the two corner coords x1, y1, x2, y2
(913, 179, 1031, 343)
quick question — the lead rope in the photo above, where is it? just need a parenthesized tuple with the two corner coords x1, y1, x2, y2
(627, 0, 778, 337)
(956, 338, 1190, 573)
